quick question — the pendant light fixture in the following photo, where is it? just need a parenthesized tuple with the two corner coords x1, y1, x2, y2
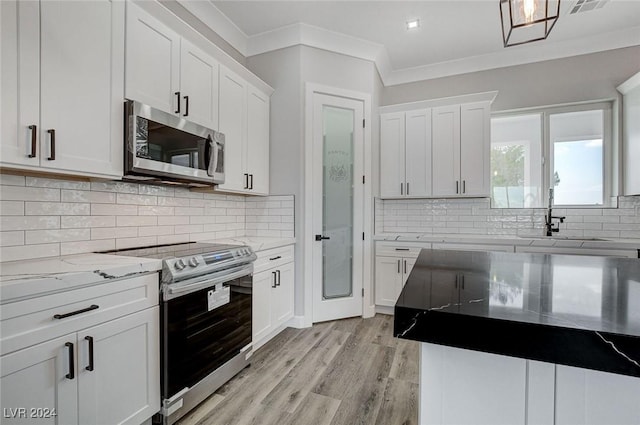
(500, 0, 561, 47)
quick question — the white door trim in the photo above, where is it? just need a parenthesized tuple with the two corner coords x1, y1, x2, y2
(303, 83, 374, 327)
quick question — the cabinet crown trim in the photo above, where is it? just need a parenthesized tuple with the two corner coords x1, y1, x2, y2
(379, 91, 498, 115)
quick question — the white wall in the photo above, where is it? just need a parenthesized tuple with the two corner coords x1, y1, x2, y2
(248, 45, 377, 320)
(382, 47, 640, 112)
(621, 77, 640, 195)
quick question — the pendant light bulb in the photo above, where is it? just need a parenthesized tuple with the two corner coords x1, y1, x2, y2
(523, 0, 537, 23)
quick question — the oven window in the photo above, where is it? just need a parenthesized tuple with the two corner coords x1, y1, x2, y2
(136, 116, 208, 170)
(162, 275, 252, 399)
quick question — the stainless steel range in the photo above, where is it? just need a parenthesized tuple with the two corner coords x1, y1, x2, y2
(107, 242, 257, 424)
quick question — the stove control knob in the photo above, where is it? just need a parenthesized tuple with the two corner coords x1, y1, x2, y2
(189, 257, 199, 267)
(175, 259, 186, 270)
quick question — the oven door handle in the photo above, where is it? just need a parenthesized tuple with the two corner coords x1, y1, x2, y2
(164, 264, 253, 299)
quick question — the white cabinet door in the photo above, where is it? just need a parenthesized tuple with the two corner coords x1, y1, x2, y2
(125, 2, 180, 115)
(460, 102, 490, 196)
(246, 85, 270, 195)
(405, 109, 432, 197)
(555, 365, 640, 425)
(0, 0, 40, 168)
(432, 105, 460, 197)
(375, 256, 403, 307)
(179, 39, 219, 130)
(77, 307, 160, 425)
(1, 334, 78, 425)
(272, 262, 294, 326)
(39, 0, 124, 177)
(218, 65, 247, 192)
(252, 270, 273, 345)
(380, 112, 405, 198)
(421, 343, 527, 425)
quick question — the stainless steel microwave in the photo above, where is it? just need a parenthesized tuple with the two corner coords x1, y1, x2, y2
(124, 100, 224, 186)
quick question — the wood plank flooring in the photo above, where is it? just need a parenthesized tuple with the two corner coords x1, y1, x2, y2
(177, 314, 419, 425)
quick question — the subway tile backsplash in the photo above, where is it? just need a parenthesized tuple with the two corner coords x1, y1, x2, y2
(376, 196, 640, 239)
(0, 174, 294, 262)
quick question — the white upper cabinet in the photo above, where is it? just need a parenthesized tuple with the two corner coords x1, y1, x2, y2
(125, 2, 180, 115)
(380, 110, 432, 198)
(218, 66, 270, 195)
(432, 105, 461, 197)
(460, 102, 490, 196)
(432, 101, 490, 197)
(125, 2, 219, 130)
(380, 112, 405, 198)
(1, 0, 124, 178)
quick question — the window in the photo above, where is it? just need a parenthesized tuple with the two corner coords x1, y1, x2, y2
(490, 102, 612, 208)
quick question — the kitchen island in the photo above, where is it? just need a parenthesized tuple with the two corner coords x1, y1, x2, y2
(394, 249, 640, 425)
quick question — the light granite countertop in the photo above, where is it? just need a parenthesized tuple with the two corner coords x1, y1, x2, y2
(373, 233, 640, 250)
(0, 237, 295, 303)
(195, 236, 296, 252)
(0, 253, 162, 303)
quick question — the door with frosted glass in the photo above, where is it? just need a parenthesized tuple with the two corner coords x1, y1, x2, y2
(312, 93, 364, 322)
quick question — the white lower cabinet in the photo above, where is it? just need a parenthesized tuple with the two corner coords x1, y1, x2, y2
(420, 343, 640, 425)
(375, 242, 424, 307)
(0, 274, 160, 425)
(252, 245, 295, 350)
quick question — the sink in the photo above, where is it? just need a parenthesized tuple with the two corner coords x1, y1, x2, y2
(518, 236, 608, 241)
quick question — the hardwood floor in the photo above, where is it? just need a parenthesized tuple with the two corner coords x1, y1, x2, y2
(177, 314, 419, 425)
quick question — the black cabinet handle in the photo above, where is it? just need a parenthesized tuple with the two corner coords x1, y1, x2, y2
(456, 180, 459, 194)
(244, 173, 249, 189)
(271, 271, 277, 288)
(407, 182, 410, 195)
(404, 260, 407, 274)
(85, 336, 94, 371)
(269, 256, 282, 261)
(28, 125, 37, 158)
(463, 180, 466, 194)
(249, 174, 254, 190)
(395, 248, 409, 251)
(47, 129, 55, 160)
(175, 92, 181, 114)
(315, 235, 330, 241)
(397, 259, 401, 274)
(400, 183, 403, 195)
(276, 269, 281, 287)
(183, 95, 189, 117)
(461, 275, 465, 290)
(65, 342, 75, 380)
(455, 275, 458, 289)
(53, 304, 99, 320)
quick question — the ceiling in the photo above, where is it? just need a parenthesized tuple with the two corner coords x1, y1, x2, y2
(182, 0, 640, 85)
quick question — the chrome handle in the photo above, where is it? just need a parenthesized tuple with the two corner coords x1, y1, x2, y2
(47, 129, 55, 160)
(28, 125, 37, 158)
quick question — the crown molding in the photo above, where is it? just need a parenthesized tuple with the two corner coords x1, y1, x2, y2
(178, 0, 249, 55)
(383, 26, 640, 86)
(617, 71, 640, 95)
(175, 1, 640, 88)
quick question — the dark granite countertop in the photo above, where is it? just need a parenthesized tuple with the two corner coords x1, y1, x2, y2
(394, 249, 640, 377)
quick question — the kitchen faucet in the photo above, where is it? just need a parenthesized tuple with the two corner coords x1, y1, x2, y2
(545, 188, 566, 236)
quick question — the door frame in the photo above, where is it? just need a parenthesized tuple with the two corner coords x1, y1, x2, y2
(303, 83, 374, 327)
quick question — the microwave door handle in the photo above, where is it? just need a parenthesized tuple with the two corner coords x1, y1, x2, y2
(206, 135, 217, 177)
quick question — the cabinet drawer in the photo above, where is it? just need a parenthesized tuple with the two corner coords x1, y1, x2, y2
(1, 273, 159, 356)
(254, 245, 294, 273)
(376, 242, 427, 258)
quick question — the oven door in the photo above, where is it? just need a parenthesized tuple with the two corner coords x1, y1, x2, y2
(125, 100, 225, 185)
(161, 272, 252, 401)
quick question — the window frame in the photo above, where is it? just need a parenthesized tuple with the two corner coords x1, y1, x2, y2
(491, 100, 615, 208)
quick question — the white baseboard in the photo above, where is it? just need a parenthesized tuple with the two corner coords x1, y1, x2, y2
(287, 315, 310, 329)
(375, 305, 394, 316)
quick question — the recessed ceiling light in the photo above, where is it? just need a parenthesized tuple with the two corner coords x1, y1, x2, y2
(406, 19, 420, 30)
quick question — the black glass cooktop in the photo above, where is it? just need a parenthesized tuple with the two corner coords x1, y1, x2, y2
(102, 242, 241, 260)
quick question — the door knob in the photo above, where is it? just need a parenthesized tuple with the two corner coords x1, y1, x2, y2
(315, 235, 330, 241)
